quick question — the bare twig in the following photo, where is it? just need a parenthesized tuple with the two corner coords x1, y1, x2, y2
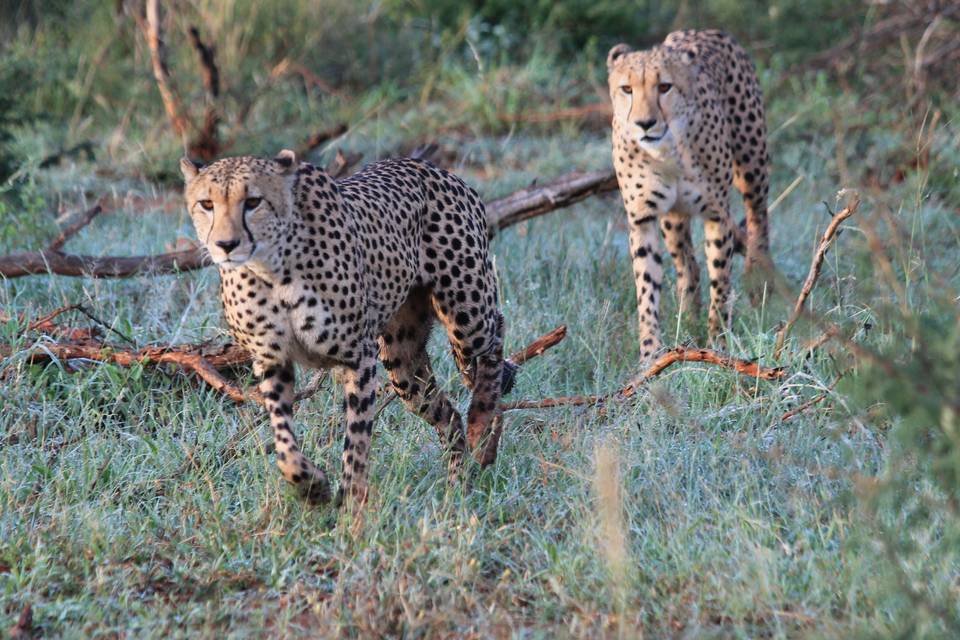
(507, 325, 567, 365)
(774, 196, 861, 358)
(779, 371, 848, 422)
(25, 304, 84, 333)
(503, 346, 785, 411)
(47, 201, 104, 251)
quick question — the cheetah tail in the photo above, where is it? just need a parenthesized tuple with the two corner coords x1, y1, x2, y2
(500, 359, 519, 396)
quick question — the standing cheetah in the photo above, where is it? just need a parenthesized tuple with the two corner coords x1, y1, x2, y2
(606, 29, 771, 360)
(181, 150, 515, 506)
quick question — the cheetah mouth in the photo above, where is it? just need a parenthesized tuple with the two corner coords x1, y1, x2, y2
(641, 128, 668, 142)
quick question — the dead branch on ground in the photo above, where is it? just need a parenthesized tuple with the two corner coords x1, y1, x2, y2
(47, 201, 104, 251)
(486, 169, 619, 235)
(6, 318, 567, 411)
(774, 196, 861, 358)
(779, 370, 849, 422)
(1, 167, 619, 279)
(0, 248, 208, 279)
(503, 346, 785, 411)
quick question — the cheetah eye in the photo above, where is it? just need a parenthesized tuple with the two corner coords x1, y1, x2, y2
(657, 83, 673, 94)
(244, 197, 263, 211)
(198, 199, 214, 212)
(620, 85, 633, 95)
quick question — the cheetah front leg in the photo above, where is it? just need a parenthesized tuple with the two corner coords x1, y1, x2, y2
(628, 215, 665, 361)
(703, 214, 735, 345)
(336, 346, 379, 508)
(260, 363, 330, 504)
(660, 212, 701, 320)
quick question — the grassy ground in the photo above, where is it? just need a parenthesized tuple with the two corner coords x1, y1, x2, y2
(2, 7, 960, 637)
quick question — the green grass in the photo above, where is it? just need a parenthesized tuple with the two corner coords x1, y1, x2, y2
(3, 8, 960, 635)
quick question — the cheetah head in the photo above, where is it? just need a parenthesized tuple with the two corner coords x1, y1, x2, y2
(606, 43, 696, 157)
(180, 150, 298, 272)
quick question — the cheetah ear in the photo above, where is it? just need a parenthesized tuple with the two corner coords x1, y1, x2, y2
(180, 157, 201, 182)
(680, 50, 696, 65)
(273, 149, 298, 175)
(607, 43, 632, 70)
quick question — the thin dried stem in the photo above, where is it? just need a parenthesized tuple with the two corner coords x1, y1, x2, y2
(774, 196, 861, 358)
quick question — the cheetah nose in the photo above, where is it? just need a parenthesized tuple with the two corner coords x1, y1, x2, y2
(635, 118, 657, 130)
(215, 238, 241, 254)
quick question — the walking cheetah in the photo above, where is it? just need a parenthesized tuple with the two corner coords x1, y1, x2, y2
(180, 151, 515, 506)
(606, 29, 771, 360)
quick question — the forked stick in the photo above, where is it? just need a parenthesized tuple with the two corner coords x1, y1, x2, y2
(774, 196, 861, 358)
(503, 346, 785, 411)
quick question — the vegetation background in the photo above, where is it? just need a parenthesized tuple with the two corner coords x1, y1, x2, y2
(1, 0, 958, 636)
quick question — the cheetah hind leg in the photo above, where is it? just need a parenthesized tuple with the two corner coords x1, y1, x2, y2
(260, 363, 330, 505)
(459, 320, 507, 467)
(380, 289, 469, 484)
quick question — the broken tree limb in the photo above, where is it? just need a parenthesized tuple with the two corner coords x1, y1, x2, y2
(502, 346, 785, 411)
(774, 196, 861, 358)
(506, 325, 567, 366)
(486, 169, 619, 236)
(5, 324, 567, 411)
(1, 167, 620, 279)
(47, 201, 104, 251)
(0, 248, 208, 278)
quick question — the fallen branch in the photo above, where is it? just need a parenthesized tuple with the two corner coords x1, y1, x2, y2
(506, 325, 567, 366)
(47, 201, 104, 251)
(6, 319, 567, 411)
(774, 196, 861, 358)
(779, 372, 847, 422)
(503, 346, 785, 411)
(486, 169, 619, 236)
(1, 167, 620, 279)
(0, 248, 208, 278)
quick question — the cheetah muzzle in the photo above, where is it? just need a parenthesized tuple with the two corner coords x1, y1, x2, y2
(181, 150, 512, 507)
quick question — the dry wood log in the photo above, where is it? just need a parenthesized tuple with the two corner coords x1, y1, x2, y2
(503, 346, 785, 411)
(1, 168, 620, 279)
(774, 196, 860, 358)
(0, 248, 208, 278)
(486, 169, 619, 234)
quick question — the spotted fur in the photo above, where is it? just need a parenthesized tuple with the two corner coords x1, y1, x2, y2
(181, 151, 510, 506)
(607, 29, 770, 360)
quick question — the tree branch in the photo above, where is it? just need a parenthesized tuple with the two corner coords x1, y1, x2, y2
(774, 196, 860, 358)
(503, 346, 785, 411)
(47, 201, 104, 251)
